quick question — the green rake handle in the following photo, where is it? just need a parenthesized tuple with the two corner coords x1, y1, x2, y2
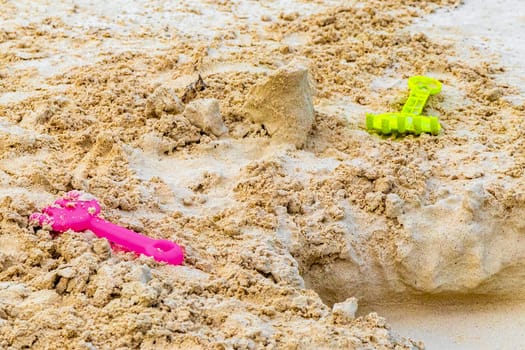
(402, 76, 442, 115)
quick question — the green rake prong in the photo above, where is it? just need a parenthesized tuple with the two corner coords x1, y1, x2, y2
(366, 112, 441, 136)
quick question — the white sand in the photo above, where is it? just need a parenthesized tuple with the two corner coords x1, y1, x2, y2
(410, 0, 525, 105)
(363, 300, 525, 350)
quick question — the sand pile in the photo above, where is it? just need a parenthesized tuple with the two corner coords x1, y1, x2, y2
(242, 62, 314, 148)
(0, 0, 524, 349)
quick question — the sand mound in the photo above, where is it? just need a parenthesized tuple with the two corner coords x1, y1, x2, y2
(242, 63, 314, 148)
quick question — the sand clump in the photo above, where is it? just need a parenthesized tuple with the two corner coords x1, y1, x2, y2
(242, 63, 314, 148)
(332, 297, 359, 324)
(184, 98, 228, 137)
(145, 86, 185, 118)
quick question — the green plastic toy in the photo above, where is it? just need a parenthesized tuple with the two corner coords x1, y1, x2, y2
(366, 76, 442, 136)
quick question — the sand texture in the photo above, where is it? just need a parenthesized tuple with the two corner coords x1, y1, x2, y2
(0, 0, 524, 349)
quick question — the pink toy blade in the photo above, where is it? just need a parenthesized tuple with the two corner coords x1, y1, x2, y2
(30, 191, 184, 265)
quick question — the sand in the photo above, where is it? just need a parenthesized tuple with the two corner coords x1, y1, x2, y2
(0, 0, 524, 349)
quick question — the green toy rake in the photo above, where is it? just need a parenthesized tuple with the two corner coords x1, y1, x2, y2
(366, 76, 442, 136)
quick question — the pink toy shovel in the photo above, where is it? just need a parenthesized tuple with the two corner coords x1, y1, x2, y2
(30, 191, 184, 265)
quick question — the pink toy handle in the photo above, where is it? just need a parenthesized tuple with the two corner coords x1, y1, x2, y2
(89, 218, 184, 265)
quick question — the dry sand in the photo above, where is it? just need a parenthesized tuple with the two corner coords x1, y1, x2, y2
(0, 0, 524, 349)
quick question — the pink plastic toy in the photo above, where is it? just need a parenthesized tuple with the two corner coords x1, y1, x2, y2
(30, 191, 184, 265)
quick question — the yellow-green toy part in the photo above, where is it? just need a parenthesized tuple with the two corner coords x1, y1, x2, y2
(366, 113, 441, 136)
(366, 75, 443, 136)
(407, 76, 442, 95)
(402, 76, 442, 115)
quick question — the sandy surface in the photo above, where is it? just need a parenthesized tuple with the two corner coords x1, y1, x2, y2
(362, 300, 525, 350)
(0, 0, 524, 349)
